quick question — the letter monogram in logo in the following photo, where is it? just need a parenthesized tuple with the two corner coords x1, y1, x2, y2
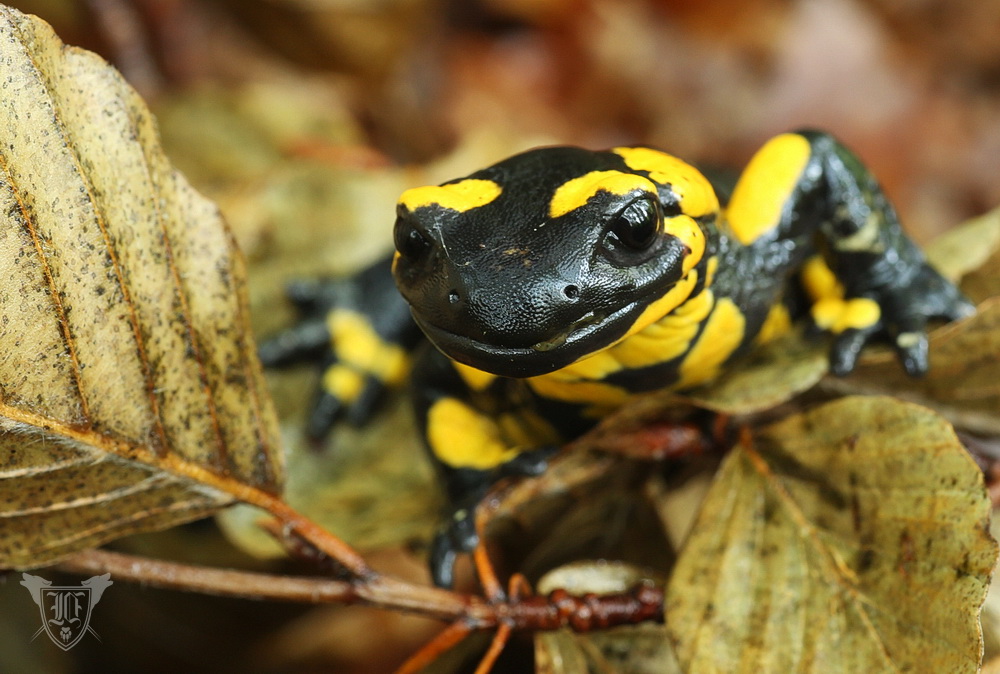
(20, 573, 113, 650)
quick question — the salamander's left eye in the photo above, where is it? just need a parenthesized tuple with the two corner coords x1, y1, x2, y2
(609, 196, 661, 250)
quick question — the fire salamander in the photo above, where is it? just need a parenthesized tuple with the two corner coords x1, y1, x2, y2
(260, 130, 973, 586)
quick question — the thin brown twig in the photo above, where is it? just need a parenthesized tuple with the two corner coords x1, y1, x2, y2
(56, 548, 491, 625)
(395, 619, 475, 674)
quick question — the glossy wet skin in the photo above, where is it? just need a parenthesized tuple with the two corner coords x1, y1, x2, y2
(391, 147, 697, 378)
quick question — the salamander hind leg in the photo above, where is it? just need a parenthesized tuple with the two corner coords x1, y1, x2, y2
(726, 130, 975, 377)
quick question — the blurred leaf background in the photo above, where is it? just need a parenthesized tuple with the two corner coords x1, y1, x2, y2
(2, 1, 1000, 672)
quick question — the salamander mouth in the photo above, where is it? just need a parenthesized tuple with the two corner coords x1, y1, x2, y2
(411, 300, 644, 378)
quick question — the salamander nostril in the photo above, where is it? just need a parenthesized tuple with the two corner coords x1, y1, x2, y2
(563, 284, 580, 300)
(448, 290, 461, 304)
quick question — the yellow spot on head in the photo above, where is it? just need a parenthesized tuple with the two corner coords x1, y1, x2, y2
(667, 215, 706, 275)
(726, 133, 812, 244)
(617, 284, 715, 367)
(549, 170, 657, 219)
(398, 178, 502, 213)
(613, 147, 720, 218)
(621, 268, 700, 340)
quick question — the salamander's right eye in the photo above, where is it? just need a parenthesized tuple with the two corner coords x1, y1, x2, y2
(608, 196, 661, 251)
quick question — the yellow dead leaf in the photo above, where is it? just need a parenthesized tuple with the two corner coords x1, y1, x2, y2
(0, 7, 282, 568)
(667, 396, 996, 673)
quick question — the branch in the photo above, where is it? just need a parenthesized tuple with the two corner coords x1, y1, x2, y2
(56, 548, 492, 625)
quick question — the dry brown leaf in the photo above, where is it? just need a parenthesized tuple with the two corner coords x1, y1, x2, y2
(666, 396, 997, 673)
(675, 329, 828, 416)
(0, 7, 282, 568)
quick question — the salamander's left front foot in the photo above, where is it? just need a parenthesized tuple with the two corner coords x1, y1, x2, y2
(819, 259, 975, 376)
(430, 445, 559, 587)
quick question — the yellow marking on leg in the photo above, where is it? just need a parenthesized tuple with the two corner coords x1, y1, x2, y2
(425, 376, 560, 468)
(801, 256, 881, 334)
(812, 297, 881, 333)
(327, 310, 410, 385)
(612, 147, 720, 218)
(453, 362, 497, 391)
(498, 410, 561, 449)
(548, 171, 657, 219)
(801, 255, 840, 301)
(427, 398, 522, 470)
(726, 133, 812, 244)
(322, 364, 364, 403)
(398, 179, 502, 213)
(676, 296, 747, 388)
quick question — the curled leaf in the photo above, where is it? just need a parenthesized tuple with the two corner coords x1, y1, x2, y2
(666, 396, 996, 673)
(0, 8, 282, 568)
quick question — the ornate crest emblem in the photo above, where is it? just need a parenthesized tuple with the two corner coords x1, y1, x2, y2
(20, 573, 113, 650)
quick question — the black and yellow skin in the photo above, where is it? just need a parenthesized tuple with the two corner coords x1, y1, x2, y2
(261, 130, 973, 587)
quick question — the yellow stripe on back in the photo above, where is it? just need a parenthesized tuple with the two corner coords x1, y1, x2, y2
(398, 178, 502, 213)
(726, 133, 812, 244)
(549, 170, 656, 218)
(613, 147, 720, 217)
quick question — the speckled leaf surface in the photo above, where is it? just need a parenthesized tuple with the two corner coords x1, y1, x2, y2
(0, 8, 282, 568)
(666, 396, 996, 673)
